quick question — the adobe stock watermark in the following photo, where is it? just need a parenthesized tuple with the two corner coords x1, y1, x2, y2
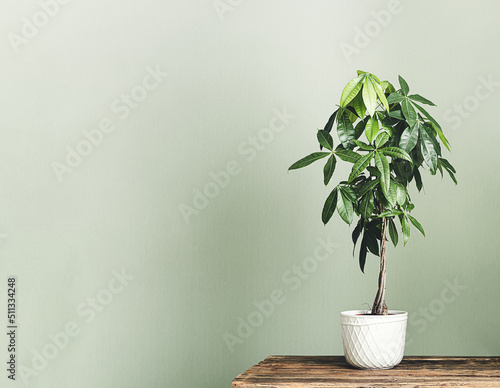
(51, 65, 168, 182)
(405, 278, 466, 347)
(18, 268, 134, 385)
(340, 0, 403, 63)
(213, 0, 244, 21)
(8, 0, 72, 54)
(443, 75, 500, 130)
(178, 107, 295, 224)
(223, 237, 339, 353)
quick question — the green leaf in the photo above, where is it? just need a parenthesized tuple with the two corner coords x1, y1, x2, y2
(340, 186, 357, 203)
(365, 116, 379, 143)
(352, 220, 363, 243)
(401, 98, 417, 126)
(380, 147, 413, 164)
(395, 182, 407, 206)
(388, 109, 404, 120)
(372, 76, 390, 111)
(353, 139, 374, 150)
(401, 215, 410, 245)
(354, 119, 366, 139)
(366, 218, 382, 235)
(340, 75, 365, 107)
(387, 129, 400, 147)
(388, 218, 398, 247)
(395, 161, 413, 181)
(362, 76, 378, 116)
(399, 123, 419, 152)
(437, 161, 444, 177)
(337, 112, 356, 150)
(358, 178, 380, 196)
(378, 210, 403, 218)
(374, 132, 390, 148)
(317, 130, 334, 151)
(349, 152, 373, 182)
(387, 180, 398, 207)
(289, 152, 330, 170)
(431, 122, 450, 152)
(337, 188, 354, 225)
(412, 102, 450, 151)
(422, 123, 442, 156)
(384, 81, 396, 94)
(445, 169, 458, 185)
(323, 154, 337, 185)
(374, 152, 390, 198)
(321, 186, 338, 225)
(387, 92, 405, 104)
(381, 116, 398, 127)
(352, 220, 363, 255)
(408, 94, 436, 106)
(439, 158, 456, 173)
(407, 214, 425, 237)
(346, 106, 360, 118)
(398, 75, 409, 95)
(364, 229, 379, 256)
(359, 237, 368, 273)
(350, 92, 366, 119)
(367, 166, 381, 177)
(360, 193, 375, 220)
(350, 175, 366, 185)
(380, 123, 393, 136)
(419, 125, 438, 174)
(323, 109, 338, 134)
(414, 167, 423, 191)
(439, 158, 458, 184)
(335, 146, 362, 163)
(375, 191, 391, 209)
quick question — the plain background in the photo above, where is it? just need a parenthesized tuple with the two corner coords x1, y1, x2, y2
(0, 0, 499, 387)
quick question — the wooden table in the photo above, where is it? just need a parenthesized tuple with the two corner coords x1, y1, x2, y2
(232, 356, 500, 387)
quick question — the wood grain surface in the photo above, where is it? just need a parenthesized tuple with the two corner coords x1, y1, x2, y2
(232, 355, 500, 387)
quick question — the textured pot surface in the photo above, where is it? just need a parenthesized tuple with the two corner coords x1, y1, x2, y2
(341, 310, 408, 369)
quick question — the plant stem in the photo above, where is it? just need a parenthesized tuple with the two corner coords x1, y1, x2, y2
(371, 203, 388, 315)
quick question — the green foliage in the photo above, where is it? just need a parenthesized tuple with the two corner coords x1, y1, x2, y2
(289, 71, 457, 272)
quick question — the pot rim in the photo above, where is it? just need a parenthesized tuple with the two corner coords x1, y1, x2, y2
(341, 310, 408, 321)
(341, 309, 407, 316)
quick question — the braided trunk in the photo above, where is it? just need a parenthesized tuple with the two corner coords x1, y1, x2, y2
(371, 206, 388, 315)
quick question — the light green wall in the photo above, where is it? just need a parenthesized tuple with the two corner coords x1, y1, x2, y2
(0, 0, 499, 387)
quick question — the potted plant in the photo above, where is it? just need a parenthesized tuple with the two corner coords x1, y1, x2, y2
(289, 71, 457, 369)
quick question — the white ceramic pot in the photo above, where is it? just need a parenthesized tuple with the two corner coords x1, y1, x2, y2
(340, 310, 408, 369)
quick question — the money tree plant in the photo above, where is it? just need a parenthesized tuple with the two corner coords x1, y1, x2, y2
(289, 71, 457, 315)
